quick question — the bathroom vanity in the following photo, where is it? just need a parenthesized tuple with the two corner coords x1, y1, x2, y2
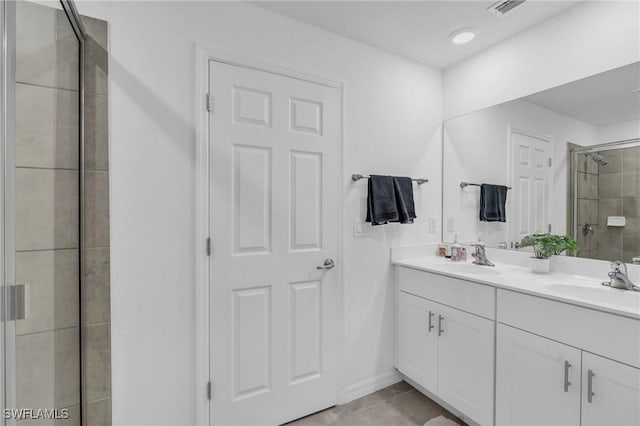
(393, 251, 640, 426)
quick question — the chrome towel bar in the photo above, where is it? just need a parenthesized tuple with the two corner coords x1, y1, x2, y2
(352, 174, 429, 185)
(460, 181, 512, 190)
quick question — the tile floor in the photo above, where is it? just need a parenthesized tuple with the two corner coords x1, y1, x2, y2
(287, 381, 465, 426)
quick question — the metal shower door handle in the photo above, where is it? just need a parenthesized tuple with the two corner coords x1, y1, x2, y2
(316, 259, 336, 270)
(5, 283, 29, 321)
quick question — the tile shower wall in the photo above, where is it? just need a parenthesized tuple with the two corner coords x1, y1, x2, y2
(15, 2, 81, 425)
(14, 2, 110, 425)
(82, 13, 111, 426)
(596, 146, 640, 262)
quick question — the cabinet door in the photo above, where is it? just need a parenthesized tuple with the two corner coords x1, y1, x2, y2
(396, 291, 438, 392)
(437, 303, 494, 426)
(496, 324, 581, 426)
(582, 352, 640, 426)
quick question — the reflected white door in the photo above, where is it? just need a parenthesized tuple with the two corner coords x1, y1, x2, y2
(510, 130, 551, 245)
(208, 60, 340, 425)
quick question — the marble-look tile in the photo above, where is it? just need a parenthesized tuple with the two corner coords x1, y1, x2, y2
(16, 84, 79, 169)
(55, 405, 80, 426)
(622, 237, 639, 254)
(54, 328, 80, 408)
(599, 149, 622, 174)
(588, 199, 598, 225)
(15, 168, 79, 251)
(598, 199, 622, 227)
(598, 173, 623, 199)
(84, 94, 109, 171)
(84, 171, 110, 248)
(87, 399, 111, 426)
(16, 1, 79, 91)
(84, 247, 111, 325)
(597, 228, 623, 261)
(16, 249, 78, 335)
(626, 218, 640, 239)
(84, 33, 108, 95)
(16, 331, 55, 410)
(622, 172, 638, 199)
(84, 323, 111, 401)
(623, 199, 640, 219)
(622, 146, 640, 173)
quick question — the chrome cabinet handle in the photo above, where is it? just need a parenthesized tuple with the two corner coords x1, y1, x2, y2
(428, 311, 434, 332)
(564, 360, 572, 392)
(316, 258, 335, 270)
(438, 315, 444, 336)
(587, 369, 595, 403)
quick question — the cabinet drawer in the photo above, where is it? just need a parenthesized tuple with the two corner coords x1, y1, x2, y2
(498, 289, 640, 368)
(396, 266, 495, 319)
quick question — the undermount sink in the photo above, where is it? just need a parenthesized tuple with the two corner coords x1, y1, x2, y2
(440, 263, 501, 276)
(545, 283, 640, 310)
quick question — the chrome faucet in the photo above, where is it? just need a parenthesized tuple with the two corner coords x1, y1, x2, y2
(472, 243, 495, 267)
(601, 261, 640, 291)
(498, 241, 508, 249)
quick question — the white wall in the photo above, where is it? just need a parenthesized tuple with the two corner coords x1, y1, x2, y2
(443, 1, 640, 119)
(442, 99, 598, 246)
(74, 1, 442, 424)
(598, 120, 640, 143)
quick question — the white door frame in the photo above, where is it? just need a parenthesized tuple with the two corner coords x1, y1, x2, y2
(507, 126, 553, 244)
(194, 45, 345, 426)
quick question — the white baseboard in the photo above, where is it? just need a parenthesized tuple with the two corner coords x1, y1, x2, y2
(339, 369, 402, 404)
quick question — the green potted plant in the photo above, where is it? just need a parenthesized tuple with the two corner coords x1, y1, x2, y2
(519, 234, 579, 273)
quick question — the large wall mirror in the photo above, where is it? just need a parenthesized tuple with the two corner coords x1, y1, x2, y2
(442, 62, 640, 262)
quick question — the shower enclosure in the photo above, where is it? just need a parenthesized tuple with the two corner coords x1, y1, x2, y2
(1, 1, 110, 424)
(570, 139, 640, 262)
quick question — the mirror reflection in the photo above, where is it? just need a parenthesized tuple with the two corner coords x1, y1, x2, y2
(442, 62, 640, 262)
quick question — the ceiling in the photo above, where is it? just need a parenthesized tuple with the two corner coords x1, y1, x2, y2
(254, 1, 581, 69)
(523, 62, 640, 127)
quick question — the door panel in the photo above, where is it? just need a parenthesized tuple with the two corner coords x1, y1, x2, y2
(582, 352, 640, 426)
(396, 291, 438, 393)
(437, 303, 494, 426)
(510, 131, 551, 245)
(496, 324, 581, 426)
(209, 60, 339, 425)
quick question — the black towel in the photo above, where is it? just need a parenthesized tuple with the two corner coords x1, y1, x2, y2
(479, 184, 508, 222)
(393, 177, 416, 224)
(366, 175, 398, 225)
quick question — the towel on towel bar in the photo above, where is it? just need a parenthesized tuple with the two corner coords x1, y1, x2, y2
(366, 175, 416, 225)
(393, 176, 416, 224)
(479, 184, 508, 222)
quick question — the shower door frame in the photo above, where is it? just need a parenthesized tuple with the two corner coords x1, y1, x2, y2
(569, 138, 640, 247)
(1, 1, 88, 424)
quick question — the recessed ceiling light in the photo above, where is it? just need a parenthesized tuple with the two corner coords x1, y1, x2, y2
(449, 29, 476, 45)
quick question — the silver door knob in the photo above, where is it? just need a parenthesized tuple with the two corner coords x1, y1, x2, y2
(316, 259, 335, 270)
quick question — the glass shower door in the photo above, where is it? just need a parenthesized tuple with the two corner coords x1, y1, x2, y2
(3, 1, 82, 424)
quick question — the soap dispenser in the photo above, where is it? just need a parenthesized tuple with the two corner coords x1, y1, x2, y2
(451, 234, 462, 262)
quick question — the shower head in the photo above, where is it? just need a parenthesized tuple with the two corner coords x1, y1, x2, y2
(588, 152, 608, 166)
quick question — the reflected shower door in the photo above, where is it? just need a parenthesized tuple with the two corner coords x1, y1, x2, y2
(4, 1, 82, 424)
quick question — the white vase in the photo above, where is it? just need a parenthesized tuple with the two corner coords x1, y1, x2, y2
(529, 257, 551, 274)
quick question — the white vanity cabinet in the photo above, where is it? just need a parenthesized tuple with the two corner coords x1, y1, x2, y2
(496, 324, 582, 426)
(497, 289, 640, 426)
(396, 267, 495, 426)
(581, 352, 640, 426)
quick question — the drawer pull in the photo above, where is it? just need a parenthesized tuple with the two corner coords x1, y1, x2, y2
(563, 360, 572, 392)
(428, 311, 434, 332)
(587, 369, 595, 403)
(438, 315, 444, 336)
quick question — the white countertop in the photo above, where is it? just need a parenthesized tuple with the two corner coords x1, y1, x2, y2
(393, 256, 640, 320)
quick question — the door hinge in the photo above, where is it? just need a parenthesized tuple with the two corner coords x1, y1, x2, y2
(207, 380, 212, 400)
(206, 237, 212, 256)
(548, 224, 552, 233)
(206, 93, 213, 113)
(548, 157, 552, 167)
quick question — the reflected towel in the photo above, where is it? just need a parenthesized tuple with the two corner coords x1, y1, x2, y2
(393, 177, 416, 224)
(366, 175, 398, 225)
(479, 184, 507, 222)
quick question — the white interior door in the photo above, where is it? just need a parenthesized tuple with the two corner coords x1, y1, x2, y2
(208, 60, 340, 425)
(510, 130, 551, 246)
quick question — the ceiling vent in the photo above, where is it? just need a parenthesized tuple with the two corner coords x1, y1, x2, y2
(487, 0, 527, 17)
